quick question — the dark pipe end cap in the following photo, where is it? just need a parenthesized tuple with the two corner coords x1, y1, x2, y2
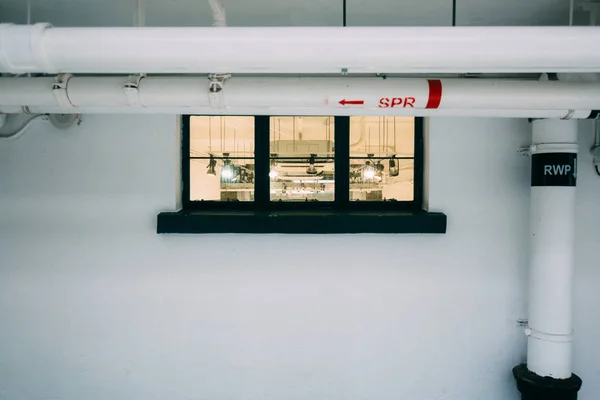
(513, 364, 582, 400)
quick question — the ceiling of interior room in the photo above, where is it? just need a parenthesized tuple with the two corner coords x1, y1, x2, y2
(0, 0, 592, 27)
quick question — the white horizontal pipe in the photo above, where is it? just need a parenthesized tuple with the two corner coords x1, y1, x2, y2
(5, 106, 593, 119)
(2, 24, 600, 74)
(527, 119, 578, 379)
(0, 76, 599, 118)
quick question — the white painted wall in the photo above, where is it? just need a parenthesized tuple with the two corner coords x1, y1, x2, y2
(0, 115, 599, 400)
(0, 0, 590, 27)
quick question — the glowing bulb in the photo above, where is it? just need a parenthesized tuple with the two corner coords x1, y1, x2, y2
(364, 167, 375, 180)
(269, 169, 278, 179)
(221, 165, 234, 180)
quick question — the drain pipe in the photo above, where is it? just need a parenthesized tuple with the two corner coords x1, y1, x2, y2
(513, 119, 582, 399)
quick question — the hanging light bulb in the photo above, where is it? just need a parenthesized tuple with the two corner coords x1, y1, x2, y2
(375, 160, 384, 181)
(363, 162, 375, 180)
(221, 154, 235, 181)
(389, 155, 399, 177)
(363, 155, 376, 180)
(306, 154, 317, 175)
(207, 155, 217, 176)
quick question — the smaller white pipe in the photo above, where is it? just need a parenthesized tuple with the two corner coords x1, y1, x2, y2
(570, 0, 575, 26)
(15, 106, 595, 119)
(0, 113, 46, 140)
(134, 0, 146, 27)
(207, 0, 227, 27)
(1, 76, 600, 113)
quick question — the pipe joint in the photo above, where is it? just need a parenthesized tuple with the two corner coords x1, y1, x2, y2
(0, 23, 53, 73)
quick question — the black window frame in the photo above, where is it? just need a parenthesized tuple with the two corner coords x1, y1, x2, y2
(157, 115, 446, 234)
(181, 115, 424, 212)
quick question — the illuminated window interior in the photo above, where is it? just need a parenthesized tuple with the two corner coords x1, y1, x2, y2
(190, 116, 254, 201)
(188, 115, 417, 205)
(350, 116, 415, 201)
(270, 116, 335, 202)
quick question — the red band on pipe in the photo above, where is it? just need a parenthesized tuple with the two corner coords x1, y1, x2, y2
(426, 79, 442, 109)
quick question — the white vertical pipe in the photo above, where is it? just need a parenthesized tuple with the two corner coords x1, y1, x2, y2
(527, 119, 578, 379)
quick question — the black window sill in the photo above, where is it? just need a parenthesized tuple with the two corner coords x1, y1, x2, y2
(157, 210, 447, 234)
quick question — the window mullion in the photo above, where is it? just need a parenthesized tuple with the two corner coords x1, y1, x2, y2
(254, 116, 270, 210)
(182, 115, 191, 208)
(334, 116, 350, 207)
(413, 117, 424, 208)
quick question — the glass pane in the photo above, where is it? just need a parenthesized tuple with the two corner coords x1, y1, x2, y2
(349, 116, 415, 201)
(269, 116, 334, 202)
(189, 116, 254, 201)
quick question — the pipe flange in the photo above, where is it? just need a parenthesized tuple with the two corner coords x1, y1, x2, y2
(123, 74, 145, 107)
(52, 73, 74, 108)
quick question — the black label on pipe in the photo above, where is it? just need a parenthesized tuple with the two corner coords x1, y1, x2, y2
(531, 153, 577, 187)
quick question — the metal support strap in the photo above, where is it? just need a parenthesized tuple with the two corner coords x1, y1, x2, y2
(525, 326, 573, 343)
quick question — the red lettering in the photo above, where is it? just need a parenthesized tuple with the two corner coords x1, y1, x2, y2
(390, 98, 403, 108)
(378, 98, 390, 108)
(404, 97, 416, 108)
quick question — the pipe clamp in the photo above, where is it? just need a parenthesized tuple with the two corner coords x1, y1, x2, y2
(52, 73, 74, 108)
(123, 74, 145, 107)
(529, 142, 578, 155)
(525, 326, 573, 343)
(208, 73, 230, 108)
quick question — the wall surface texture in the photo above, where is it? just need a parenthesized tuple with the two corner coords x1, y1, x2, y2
(0, 115, 599, 400)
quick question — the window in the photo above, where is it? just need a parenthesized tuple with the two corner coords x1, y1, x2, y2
(183, 115, 421, 210)
(157, 115, 446, 234)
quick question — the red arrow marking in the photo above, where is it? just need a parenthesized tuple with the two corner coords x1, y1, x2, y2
(339, 99, 365, 106)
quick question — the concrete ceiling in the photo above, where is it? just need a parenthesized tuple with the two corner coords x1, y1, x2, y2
(0, 0, 594, 27)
